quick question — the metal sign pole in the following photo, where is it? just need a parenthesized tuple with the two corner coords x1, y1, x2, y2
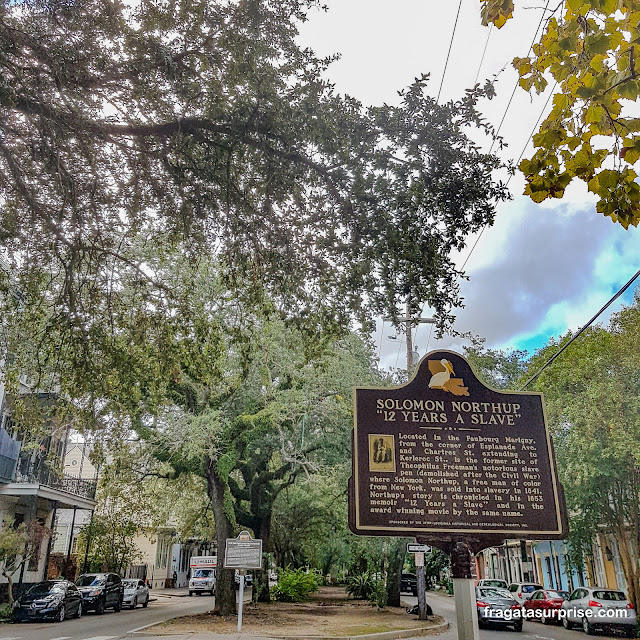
(415, 552, 428, 620)
(237, 570, 245, 632)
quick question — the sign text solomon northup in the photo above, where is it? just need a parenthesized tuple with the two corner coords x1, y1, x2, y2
(348, 350, 568, 548)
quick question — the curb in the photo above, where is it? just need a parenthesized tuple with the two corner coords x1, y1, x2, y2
(127, 619, 450, 639)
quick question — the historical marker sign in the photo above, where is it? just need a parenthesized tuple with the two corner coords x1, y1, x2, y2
(348, 350, 568, 553)
(224, 531, 263, 570)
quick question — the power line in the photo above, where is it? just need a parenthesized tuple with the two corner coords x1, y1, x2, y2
(474, 23, 493, 87)
(519, 267, 640, 390)
(489, 0, 551, 153)
(460, 80, 557, 273)
(437, 0, 464, 103)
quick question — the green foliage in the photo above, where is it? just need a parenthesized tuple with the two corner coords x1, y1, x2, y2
(0, 517, 51, 606)
(481, 0, 640, 227)
(521, 291, 640, 608)
(369, 576, 388, 610)
(270, 567, 320, 602)
(346, 571, 378, 600)
(0, 603, 11, 620)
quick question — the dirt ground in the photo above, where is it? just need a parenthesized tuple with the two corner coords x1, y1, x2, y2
(155, 587, 446, 637)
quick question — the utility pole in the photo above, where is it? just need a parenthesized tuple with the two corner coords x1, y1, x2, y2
(404, 302, 428, 621)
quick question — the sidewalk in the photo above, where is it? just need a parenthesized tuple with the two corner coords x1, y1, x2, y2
(150, 587, 192, 598)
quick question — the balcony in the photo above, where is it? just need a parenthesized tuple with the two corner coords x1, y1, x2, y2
(0, 450, 97, 510)
(15, 465, 97, 501)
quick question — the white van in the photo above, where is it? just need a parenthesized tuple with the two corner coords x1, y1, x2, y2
(188, 556, 217, 596)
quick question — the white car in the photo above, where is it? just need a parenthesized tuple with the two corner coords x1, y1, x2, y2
(561, 586, 637, 636)
(508, 582, 544, 603)
(189, 568, 215, 596)
(122, 579, 149, 609)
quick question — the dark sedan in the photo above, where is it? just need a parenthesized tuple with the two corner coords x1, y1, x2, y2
(476, 587, 523, 631)
(401, 572, 418, 595)
(12, 580, 83, 622)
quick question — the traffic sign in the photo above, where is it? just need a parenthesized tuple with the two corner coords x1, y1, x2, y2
(407, 543, 432, 554)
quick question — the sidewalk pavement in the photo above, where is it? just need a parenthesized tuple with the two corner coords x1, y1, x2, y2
(150, 587, 192, 598)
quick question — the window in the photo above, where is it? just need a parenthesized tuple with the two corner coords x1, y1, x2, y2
(155, 538, 170, 569)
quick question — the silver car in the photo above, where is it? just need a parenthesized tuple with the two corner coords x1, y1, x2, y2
(508, 582, 544, 604)
(122, 579, 149, 609)
(561, 586, 637, 636)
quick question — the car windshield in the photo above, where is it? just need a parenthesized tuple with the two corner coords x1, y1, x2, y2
(193, 569, 213, 578)
(27, 581, 65, 596)
(76, 575, 105, 587)
(593, 591, 626, 601)
(123, 580, 138, 588)
(478, 588, 511, 600)
(522, 585, 543, 593)
(482, 580, 506, 587)
(545, 590, 565, 600)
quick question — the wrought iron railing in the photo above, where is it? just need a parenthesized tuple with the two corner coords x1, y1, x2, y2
(15, 463, 97, 500)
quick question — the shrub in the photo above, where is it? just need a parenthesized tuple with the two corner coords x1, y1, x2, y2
(369, 577, 387, 609)
(271, 567, 320, 603)
(346, 571, 377, 600)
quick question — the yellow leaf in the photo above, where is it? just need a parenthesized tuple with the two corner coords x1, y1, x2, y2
(591, 54, 607, 72)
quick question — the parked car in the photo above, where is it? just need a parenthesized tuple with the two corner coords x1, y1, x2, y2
(477, 578, 509, 590)
(476, 587, 523, 631)
(189, 568, 215, 596)
(12, 579, 83, 622)
(122, 579, 150, 609)
(523, 589, 567, 624)
(560, 586, 637, 636)
(400, 572, 418, 595)
(235, 571, 253, 588)
(508, 582, 544, 603)
(76, 572, 124, 614)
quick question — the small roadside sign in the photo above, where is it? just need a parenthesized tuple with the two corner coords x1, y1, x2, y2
(407, 543, 432, 554)
(224, 530, 263, 570)
(415, 552, 425, 567)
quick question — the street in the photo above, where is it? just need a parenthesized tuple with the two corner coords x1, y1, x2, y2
(1, 590, 216, 640)
(402, 592, 629, 640)
(7, 587, 633, 640)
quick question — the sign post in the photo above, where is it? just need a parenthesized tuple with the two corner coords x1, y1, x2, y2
(348, 350, 568, 640)
(223, 530, 262, 632)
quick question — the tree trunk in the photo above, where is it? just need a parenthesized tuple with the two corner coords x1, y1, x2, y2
(615, 528, 639, 611)
(206, 462, 236, 616)
(253, 517, 271, 603)
(2, 569, 14, 608)
(386, 539, 405, 607)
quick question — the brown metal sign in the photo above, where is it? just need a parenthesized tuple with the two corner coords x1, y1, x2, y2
(348, 350, 568, 553)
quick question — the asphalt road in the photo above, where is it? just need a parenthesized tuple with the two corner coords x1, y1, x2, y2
(4, 588, 632, 640)
(0, 590, 217, 640)
(406, 591, 629, 640)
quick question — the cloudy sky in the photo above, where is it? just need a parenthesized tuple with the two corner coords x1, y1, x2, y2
(297, 0, 640, 368)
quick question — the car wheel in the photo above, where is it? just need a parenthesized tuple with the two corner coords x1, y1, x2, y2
(189, 591, 193, 596)
(131, 596, 137, 609)
(513, 622, 523, 632)
(582, 616, 594, 635)
(142, 596, 149, 608)
(114, 596, 122, 612)
(563, 617, 573, 630)
(541, 613, 549, 625)
(96, 598, 106, 615)
(75, 602, 82, 619)
(57, 606, 66, 622)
